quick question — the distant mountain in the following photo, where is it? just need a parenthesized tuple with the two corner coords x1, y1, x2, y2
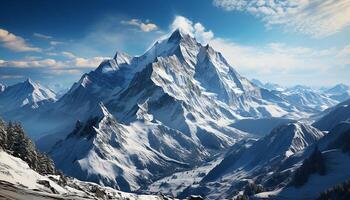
(251, 79, 284, 91)
(250, 81, 339, 112)
(279, 85, 338, 112)
(324, 84, 350, 102)
(0, 78, 56, 113)
(55, 88, 69, 99)
(326, 84, 350, 95)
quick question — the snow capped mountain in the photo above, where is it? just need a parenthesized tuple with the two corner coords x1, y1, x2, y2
(31, 29, 315, 144)
(251, 79, 284, 92)
(279, 85, 338, 111)
(2, 29, 338, 195)
(40, 29, 319, 191)
(326, 84, 350, 95)
(250, 80, 340, 112)
(182, 122, 324, 199)
(324, 84, 350, 102)
(0, 78, 56, 113)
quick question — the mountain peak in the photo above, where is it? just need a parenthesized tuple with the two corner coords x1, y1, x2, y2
(113, 51, 132, 65)
(24, 77, 34, 85)
(167, 28, 193, 43)
(326, 83, 349, 94)
(98, 102, 113, 118)
(0, 83, 6, 92)
(268, 122, 324, 157)
(168, 29, 183, 42)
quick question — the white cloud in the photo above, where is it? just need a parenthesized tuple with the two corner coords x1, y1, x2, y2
(121, 19, 158, 32)
(61, 51, 76, 59)
(0, 58, 64, 68)
(73, 57, 109, 68)
(213, 0, 350, 38)
(33, 33, 52, 39)
(170, 16, 195, 35)
(0, 75, 24, 79)
(194, 23, 214, 44)
(0, 28, 41, 52)
(210, 38, 350, 86)
(0, 54, 109, 69)
(50, 41, 64, 45)
(170, 16, 214, 44)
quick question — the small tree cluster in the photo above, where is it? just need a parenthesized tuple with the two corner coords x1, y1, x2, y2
(317, 180, 350, 200)
(0, 118, 56, 175)
(292, 146, 326, 187)
(243, 182, 264, 196)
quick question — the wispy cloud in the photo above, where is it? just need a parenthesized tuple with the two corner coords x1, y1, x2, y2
(33, 32, 53, 39)
(50, 41, 64, 45)
(0, 54, 109, 69)
(213, 0, 350, 38)
(210, 38, 350, 85)
(61, 51, 76, 59)
(0, 28, 41, 52)
(121, 18, 158, 32)
(0, 75, 24, 79)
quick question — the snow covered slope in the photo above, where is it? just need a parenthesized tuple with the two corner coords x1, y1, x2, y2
(230, 117, 295, 137)
(0, 150, 164, 200)
(253, 121, 350, 199)
(181, 122, 324, 199)
(50, 103, 243, 191)
(313, 98, 350, 131)
(0, 78, 56, 113)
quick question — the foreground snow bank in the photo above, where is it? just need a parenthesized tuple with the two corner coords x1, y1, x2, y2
(0, 150, 164, 199)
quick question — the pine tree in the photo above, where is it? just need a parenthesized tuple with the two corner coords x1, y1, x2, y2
(0, 118, 7, 150)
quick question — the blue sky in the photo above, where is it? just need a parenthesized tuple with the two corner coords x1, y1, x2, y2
(0, 0, 350, 91)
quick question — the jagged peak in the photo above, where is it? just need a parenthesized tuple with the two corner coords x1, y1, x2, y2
(22, 78, 37, 89)
(113, 51, 132, 65)
(167, 28, 185, 42)
(268, 122, 324, 156)
(98, 102, 112, 118)
(136, 99, 154, 122)
(0, 82, 6, 92)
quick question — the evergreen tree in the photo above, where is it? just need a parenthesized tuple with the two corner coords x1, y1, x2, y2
(0, 118, 7, 149)
(292, 146, 326, 187)
(0, 118, 57, 175)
